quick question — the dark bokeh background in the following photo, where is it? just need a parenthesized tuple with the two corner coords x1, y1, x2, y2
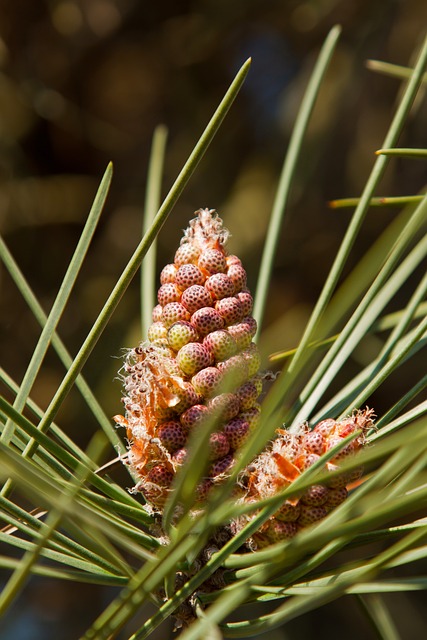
(1, 1, 426, 638)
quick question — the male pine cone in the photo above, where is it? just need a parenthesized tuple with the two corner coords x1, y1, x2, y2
(117, 209, 261, 509)
(116, 208, 372, 547)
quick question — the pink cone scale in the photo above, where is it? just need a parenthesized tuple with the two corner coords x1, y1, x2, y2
(147, 322, 168, 343)
(240, 404, 261, 430)
(325, 487, 348, 509)
(227, 320, 255, 350)
(208, 432, 230, 460)
(118, 208, 372, 550)
(175, 264, 205, 290)
(191, 367, 223, 397)
(264, 520, 298, 543)
(274, 500, 301, 523)
(215, 296, 243, 325)
(237, 381, 260, 411)
(161, 302, 190, 327)
(169, 386, 199, 417)
(210, 454, 234, 477)
(241, 343, 261, 377)
(167, 321, 199, 351)
(301, 484, 330, 506)
(208, 392, 240, 422)
(236, 291, 253, 316)
(172, 447, 188, 466)
(224, 417, 250, 449)
(227, 263, 247, 291)
(174, 243, 200, 266)
(205, 273, 235, 300)
(152, 304, 163, 323)
(226, 254, 242, 267)
(157, 421, 186, 452)
(177, 342, 212, 376)
(191, 307, 224, 335)
(217, 355, 249, 387)
(203, 329, 237, 361)
(160, 263, 178, 284)
(180, 404, 209, 432)
(157, 283, 181, 306)
(181, 285, 213, 314)
(198, 248, 227, 274)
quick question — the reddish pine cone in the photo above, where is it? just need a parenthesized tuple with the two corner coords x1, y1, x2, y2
(233, 409, 374, 549)
(117, 209, 262, 509)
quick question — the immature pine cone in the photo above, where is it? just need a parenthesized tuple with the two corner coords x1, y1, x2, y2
(116, 209, 262, 509)
(233, 408, 374, 549)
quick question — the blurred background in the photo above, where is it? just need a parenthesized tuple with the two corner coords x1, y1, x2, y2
(0, 0, 426, 638)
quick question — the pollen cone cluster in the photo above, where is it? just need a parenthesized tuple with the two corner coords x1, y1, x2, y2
(117, 208, 373, 547)
(117, 209, 261, 509)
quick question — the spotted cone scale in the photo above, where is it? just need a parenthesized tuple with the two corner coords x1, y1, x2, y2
(115, 208, 374, 548)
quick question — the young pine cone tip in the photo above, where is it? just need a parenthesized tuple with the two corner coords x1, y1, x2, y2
(115, 208, 374, 546)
